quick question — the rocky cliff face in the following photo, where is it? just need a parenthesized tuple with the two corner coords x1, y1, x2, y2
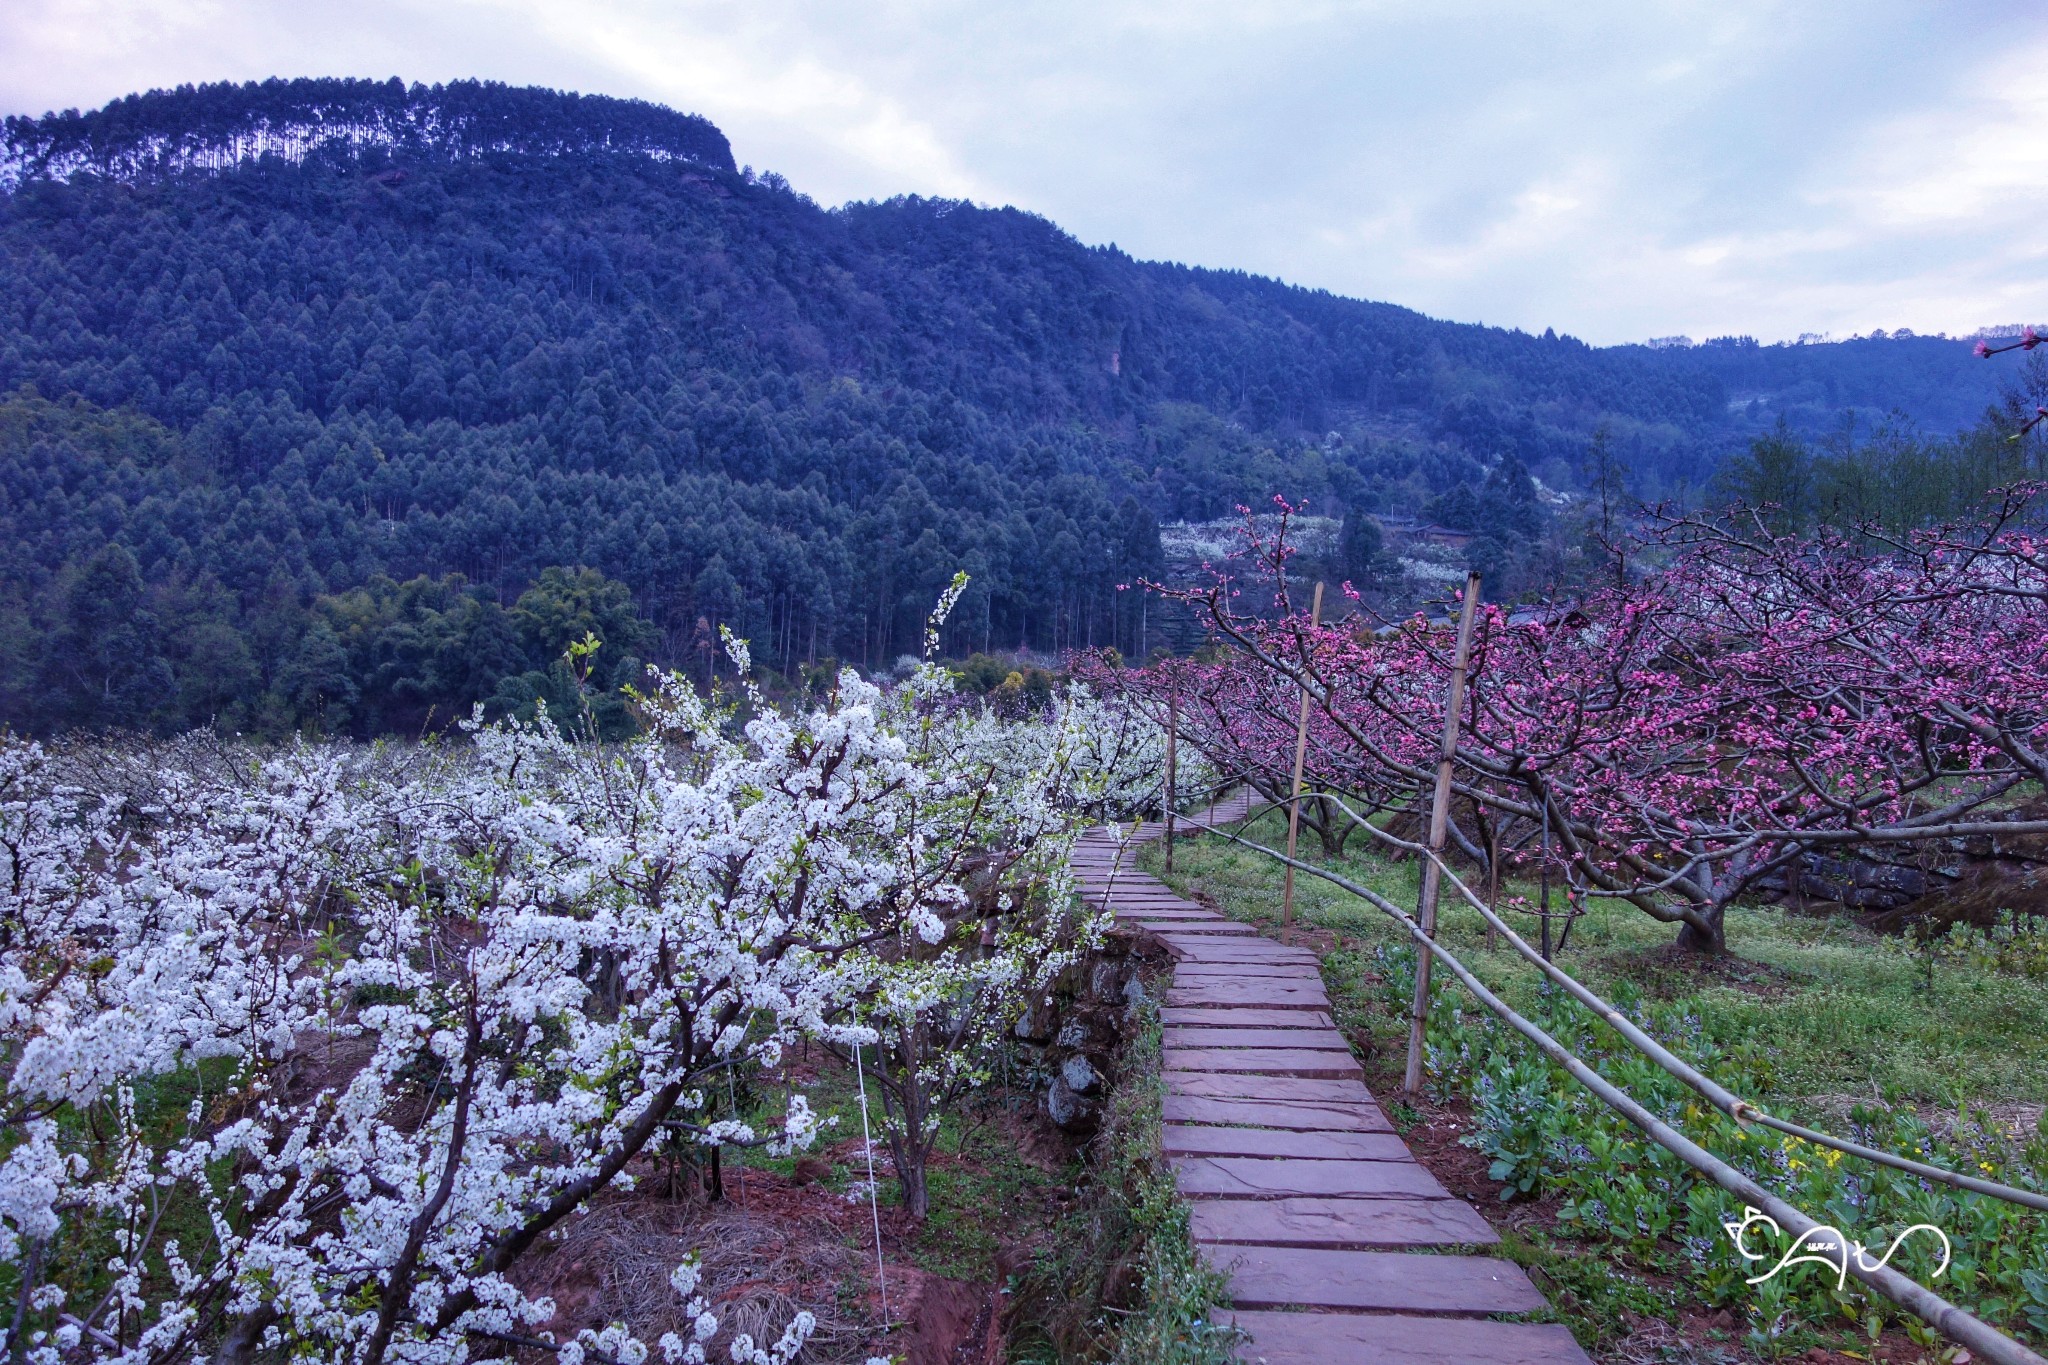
(2, 77, 735, 188)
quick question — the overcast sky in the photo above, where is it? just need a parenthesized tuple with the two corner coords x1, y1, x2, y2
(4, 0, 2044, 345)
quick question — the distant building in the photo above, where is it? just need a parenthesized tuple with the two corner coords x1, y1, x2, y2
(1411, 523, 1475, 550)
(1370, 514, 1473, 550)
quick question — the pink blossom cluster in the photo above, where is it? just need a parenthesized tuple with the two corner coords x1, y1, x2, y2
(1100, 496, 2048, 951)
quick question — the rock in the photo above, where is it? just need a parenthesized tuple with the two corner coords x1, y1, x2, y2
(1046, 1074, 1098, 1131)
(1056, 1018, 1089, 1049)
(1061, 1055, 1100, 1094)
(1013, 998, 1053, 1043)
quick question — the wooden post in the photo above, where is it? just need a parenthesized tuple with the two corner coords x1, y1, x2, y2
(1281, 582, 1325, 931)
(1163, 688, 1179, 873)
(1403, 571, 1482, 1096)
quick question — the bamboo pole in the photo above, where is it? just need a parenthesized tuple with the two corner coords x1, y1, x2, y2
(1280, 581, 1325, 930)
(1163, 687, 1179, 873)
(1404, 570, 1482, 1096)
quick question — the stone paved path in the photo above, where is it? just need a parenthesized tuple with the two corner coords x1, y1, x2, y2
(1074, 794, 1590, 1365)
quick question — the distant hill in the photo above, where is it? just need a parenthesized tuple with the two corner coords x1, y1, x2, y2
(0, 78, 2014, 734)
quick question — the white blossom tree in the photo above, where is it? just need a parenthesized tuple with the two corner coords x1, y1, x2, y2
(1, 625, 1139, 1365)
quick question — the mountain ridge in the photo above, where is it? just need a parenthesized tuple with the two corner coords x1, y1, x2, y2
(0, 78, 2020, 736)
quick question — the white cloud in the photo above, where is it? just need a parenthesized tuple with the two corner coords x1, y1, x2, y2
(445, 0, 996, 200)
(1820, 34, 2048, 230)
(2, 0, 2044, 343)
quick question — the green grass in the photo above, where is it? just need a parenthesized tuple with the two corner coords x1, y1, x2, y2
(1145, 805, 2048, 1114)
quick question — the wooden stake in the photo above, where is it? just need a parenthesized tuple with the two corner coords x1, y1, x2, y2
(1403, 571, 1481, 1096)
(1281, 581, 1325, 931)
(1163, 687, 1179, 873)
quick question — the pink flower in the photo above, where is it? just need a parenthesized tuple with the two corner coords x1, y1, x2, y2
(1975, 341, 1992, 358)
(2026, 326, 2042, 350)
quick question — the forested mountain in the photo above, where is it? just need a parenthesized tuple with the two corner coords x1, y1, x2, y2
(0, 78, 2020, 735)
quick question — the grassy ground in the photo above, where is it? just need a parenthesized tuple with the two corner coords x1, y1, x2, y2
(1145, 805, 2048, 1117)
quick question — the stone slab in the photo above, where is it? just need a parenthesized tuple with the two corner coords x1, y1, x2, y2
(1166, 1072, 1378, 1104)
(1164, 1095, 1392, 1133)
(1147, 923, 1261, 937)
(1164, 1047, 1362, 1079)
(1161, 1007, 1335, 1029)
(1161, 1125, 1407, 1161)
(1165, 944, 1321, 964)
(1219, 1311, 1591, 1365)
(1161, 1027, 1353, 1051)
(1191, 1195, 1496, 1248)
(1205, 1245, 1544, 1314)
(1166, 982, 1331, 1007)
(1172, 1156, 1450, 1200)
(1173, 962, 1325, 979)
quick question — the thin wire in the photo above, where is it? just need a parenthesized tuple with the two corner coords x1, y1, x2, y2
(726, 1066, 748, 1225)
(853, 1043, 889, 1326)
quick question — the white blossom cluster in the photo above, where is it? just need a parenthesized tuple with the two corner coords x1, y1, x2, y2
(0, 652, 1140, 1365)
(945, 683, 1219, 824)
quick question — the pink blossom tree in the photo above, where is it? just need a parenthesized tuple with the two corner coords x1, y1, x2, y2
(1127, 495, 2048, 953)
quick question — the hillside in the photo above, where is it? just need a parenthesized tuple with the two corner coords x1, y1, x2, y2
(0, 78, 2015, 735)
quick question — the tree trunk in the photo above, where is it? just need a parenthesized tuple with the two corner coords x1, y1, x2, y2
(1674, 907, 1726, 954)
(1312, 794, 1348, 858)
(900, 1155, 930, 1221)
(883, 1124, 932, 1221)
(217, 1305, 282, 1365)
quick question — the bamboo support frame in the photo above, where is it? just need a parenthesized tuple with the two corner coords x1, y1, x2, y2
(1405, 570, 1481, 1095)
(1164, 688, 1179, 872)
(1281, 582, 1325, 930)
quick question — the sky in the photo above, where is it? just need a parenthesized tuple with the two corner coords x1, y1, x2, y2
(3, 0, 2045, 346)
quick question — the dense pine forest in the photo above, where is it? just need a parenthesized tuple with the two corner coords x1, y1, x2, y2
(0, 77, 2034, 737)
